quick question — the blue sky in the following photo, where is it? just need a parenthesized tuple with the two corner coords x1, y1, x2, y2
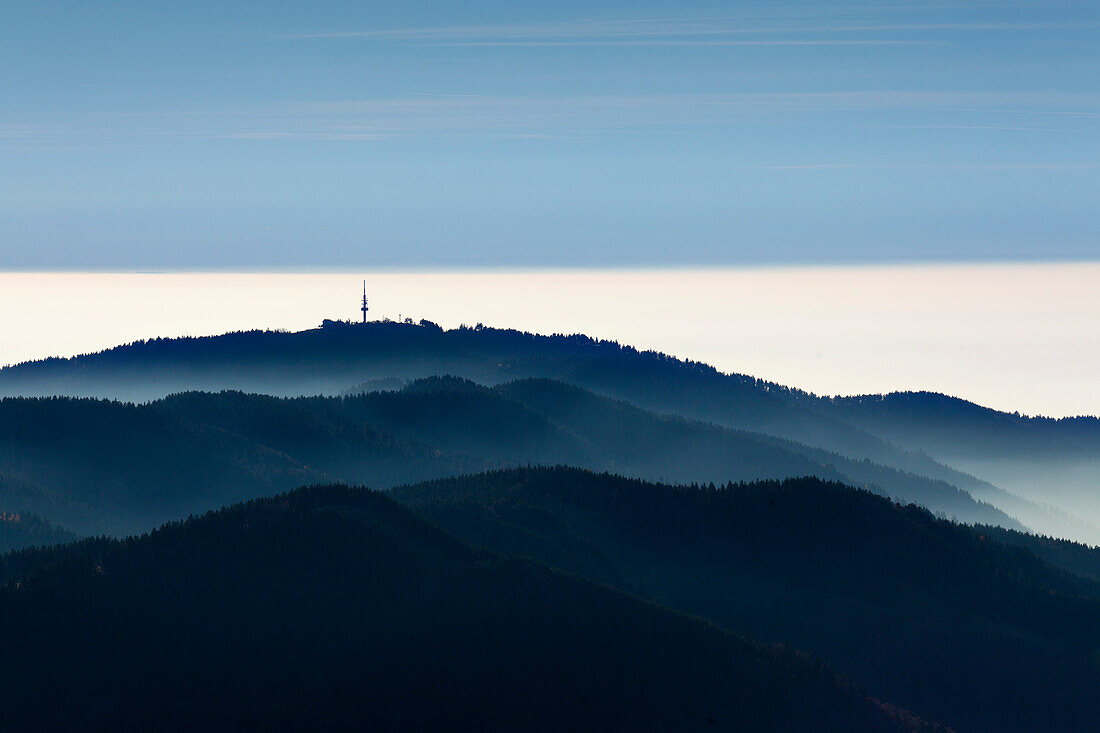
(2, 0, 1098, 269)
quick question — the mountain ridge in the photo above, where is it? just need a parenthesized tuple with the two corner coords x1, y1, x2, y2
(0, 377, 1023, 541)
(392, 466, 1100, 733)
(0, 320, 1093, 541)
(0, 481, 944, 732)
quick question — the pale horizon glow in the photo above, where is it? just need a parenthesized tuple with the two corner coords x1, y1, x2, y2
(0, 263, 1097, 418)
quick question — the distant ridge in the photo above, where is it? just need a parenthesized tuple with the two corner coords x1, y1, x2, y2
(0, 510, 75, 553)
(0, 377, 1020, 540)
(1, 320, 1095, 541)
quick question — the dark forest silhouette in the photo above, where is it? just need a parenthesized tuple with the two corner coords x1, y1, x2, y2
(1, 320, 1094, 540)
(0, 377, 1018, 539)
(393, 467, 1100, 733)
(1, 321, 1098, 731)
(0, 482, 943, 732)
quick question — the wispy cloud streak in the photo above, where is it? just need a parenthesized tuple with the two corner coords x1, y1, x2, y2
(751, 163, 1100, 171)
(3, 91, 1098, 153)
(285, 17, 1099, 44)
(427, 40, 939, 47)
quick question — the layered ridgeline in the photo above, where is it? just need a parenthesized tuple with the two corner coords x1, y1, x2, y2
(0, 485, 941, 732)
(821, 392, 1100, 537)
(393, 467, 1100, 733)
(0, 320, 1093, 541)
(0, 510, 75, 553)
(0, 377, 1016, 539)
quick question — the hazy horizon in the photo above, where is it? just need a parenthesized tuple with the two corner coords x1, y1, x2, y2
(5, 1, 1098, 414)
(2, 261, 1097, 418)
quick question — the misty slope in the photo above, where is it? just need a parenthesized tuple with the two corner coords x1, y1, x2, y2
(973, 524, 1100, 582)
(2, 321, 1089, 538)
(824, 393, 1100, 538)
(0, 397, 320, 535)
(393, 467, 1100, 733)
(0, 511, 75, 553)
(0, 378, 1017, 541)
(493, 378, 1016, 527)
(0, 486, 940, 733)
(827, 392, 1100, 459)
(0, 321, 1006, 478)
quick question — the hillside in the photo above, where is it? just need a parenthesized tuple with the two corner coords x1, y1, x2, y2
(494, 378, 1015, 527)
(0, 510, 75, 553)
(393, 467, 1100, 733)
(828, 391, 1100, 459)
(0, 322, 1003, 475)
(1, 320, 1093, 541)
(0, 485, 940, 732)
(0, 396, 320, 535)
(825, 392, 1100, 534)
(0, 378, 1018, 542)
(973, 523, 1100, 582)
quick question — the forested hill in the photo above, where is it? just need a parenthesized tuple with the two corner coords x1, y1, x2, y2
(0, 511, 75, 553)
(0, 377, 1018, 540)
(0, 484, 941, 732)
(5, 322, 1094, 453)
(973, 523, 1100, 582)
(0, 321, 969, 467)
(826, 391, 1100, 459)
(392, 467, 1100, 733)
(5, 320, 1094, 441)
(1, 320, 1094, 541)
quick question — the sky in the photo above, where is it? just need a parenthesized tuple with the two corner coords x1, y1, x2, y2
(2, 0, 1099, 269)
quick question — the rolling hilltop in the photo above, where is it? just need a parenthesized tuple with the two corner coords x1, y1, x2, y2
(0, 510, 74, 553)
(0, 320, 1094, 541)
(0, 377, 1016, 538)
(0, 483, 941, 732)
(394, 467, 1100, 733)
(1, 322, 1098, 730)
(2, 467, 1095, 730)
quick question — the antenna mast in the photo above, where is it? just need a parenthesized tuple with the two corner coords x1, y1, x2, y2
(360, 280, 369, 324)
